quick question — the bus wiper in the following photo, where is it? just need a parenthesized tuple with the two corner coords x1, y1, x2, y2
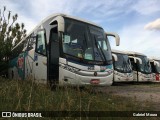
(79, 33, 88, 59)
(128, 59, 132, 72)
(83, 33, 88, 47)
(144, 63, 149, 73)
(122, 56, 127, 72)
(125, 58, 131, 72)
(93, 36, 103, 61)
(122, 57, 131, 73)
(122, 59, 126, 72)
(126, 62, 131, 72)
(94, 35, 107, 62)
(147, 62, 152, 73)
(127, 62, 132, 72)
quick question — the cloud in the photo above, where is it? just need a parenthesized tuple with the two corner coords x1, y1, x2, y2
(110, 24, 160, 58)
(1, 0, 160, 33)
(1, 0, 160, 58)
(132, 0, 160, 15)
(0, 0, 37, 34)
(144, 18, 160, 31)
(0, 0, 123, 33)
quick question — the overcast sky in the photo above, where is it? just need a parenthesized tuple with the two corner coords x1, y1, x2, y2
(1, 0, 160, 58)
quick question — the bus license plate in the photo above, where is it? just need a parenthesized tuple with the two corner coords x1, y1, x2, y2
(90, 79, 100, 84)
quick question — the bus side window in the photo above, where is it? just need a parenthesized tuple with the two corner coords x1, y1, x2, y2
(35, 30, 46, 55)
(27, 37, 36, 51)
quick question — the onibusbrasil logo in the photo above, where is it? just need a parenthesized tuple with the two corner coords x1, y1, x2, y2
(2, 112, 42, 118)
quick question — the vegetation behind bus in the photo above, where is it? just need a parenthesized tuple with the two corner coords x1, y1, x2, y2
(0, 6, 27, 76)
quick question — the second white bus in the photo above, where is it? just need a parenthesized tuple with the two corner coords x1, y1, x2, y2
(112, 49, 133, 82)
(127, 51, 152, 82)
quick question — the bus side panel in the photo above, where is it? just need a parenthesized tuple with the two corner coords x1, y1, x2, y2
(133, 71, 137, 82)
(138, 72, 152, 82)
(113, 71, 134, 82)
(25, 49, 47, 83)
(33, 53, 47, 84)
(25, 49, 35, 79)
(8, 52, 26, 80)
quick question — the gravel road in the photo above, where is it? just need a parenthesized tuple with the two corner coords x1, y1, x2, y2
(97, 82, 160, 110)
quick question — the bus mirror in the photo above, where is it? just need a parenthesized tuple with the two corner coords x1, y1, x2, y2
(128, 56, 136, 63)
(135, 57, 142, 64)
(133, 58, 137, 63)
(128, 56, 142, 64)
(106, 32, 120, 46)
(112, 54, 118, 61)
(154, 61, 160, 67)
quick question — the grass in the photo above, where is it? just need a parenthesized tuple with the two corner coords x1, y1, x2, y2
(0, 77, 157, 120)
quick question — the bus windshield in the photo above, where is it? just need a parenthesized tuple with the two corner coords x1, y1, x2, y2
(62, 18, 112, 65)
(152, 60, 160, 73)
(114, 54, 132, 73)
(137, 55, 152, 74)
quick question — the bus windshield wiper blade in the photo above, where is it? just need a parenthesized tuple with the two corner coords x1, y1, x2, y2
(122, 57, 131, 72)
(144, 62, 150, 73)
(94, 35, 106, 62)
(80, 33, 88, 59)
(122, 59, 126, 72)
(83, 33, 88, 47)
(124, 59, 131, 72)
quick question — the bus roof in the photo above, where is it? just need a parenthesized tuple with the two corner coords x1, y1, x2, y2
(149, 57, 160, 61)
(126, 51, 146, 56)
(12, 13, 102, 51)
(111, 49, 128, 55)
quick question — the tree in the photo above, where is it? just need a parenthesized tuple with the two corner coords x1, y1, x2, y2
(0, 6, 27, 75)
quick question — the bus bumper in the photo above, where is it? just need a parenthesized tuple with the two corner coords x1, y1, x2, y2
(59, 68, 113, 86)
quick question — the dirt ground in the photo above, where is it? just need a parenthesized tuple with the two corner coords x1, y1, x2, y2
(97, 82, 160, 110)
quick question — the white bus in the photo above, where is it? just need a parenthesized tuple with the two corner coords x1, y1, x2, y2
(127, 51, 152, 82)
(149, 57, 160, 82)
(112, 49, 133, 82)
(8, 13, 120, 87)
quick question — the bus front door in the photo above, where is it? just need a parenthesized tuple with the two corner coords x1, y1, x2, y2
(34, 29, 47, 83)
(48, 26, 59, 87)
